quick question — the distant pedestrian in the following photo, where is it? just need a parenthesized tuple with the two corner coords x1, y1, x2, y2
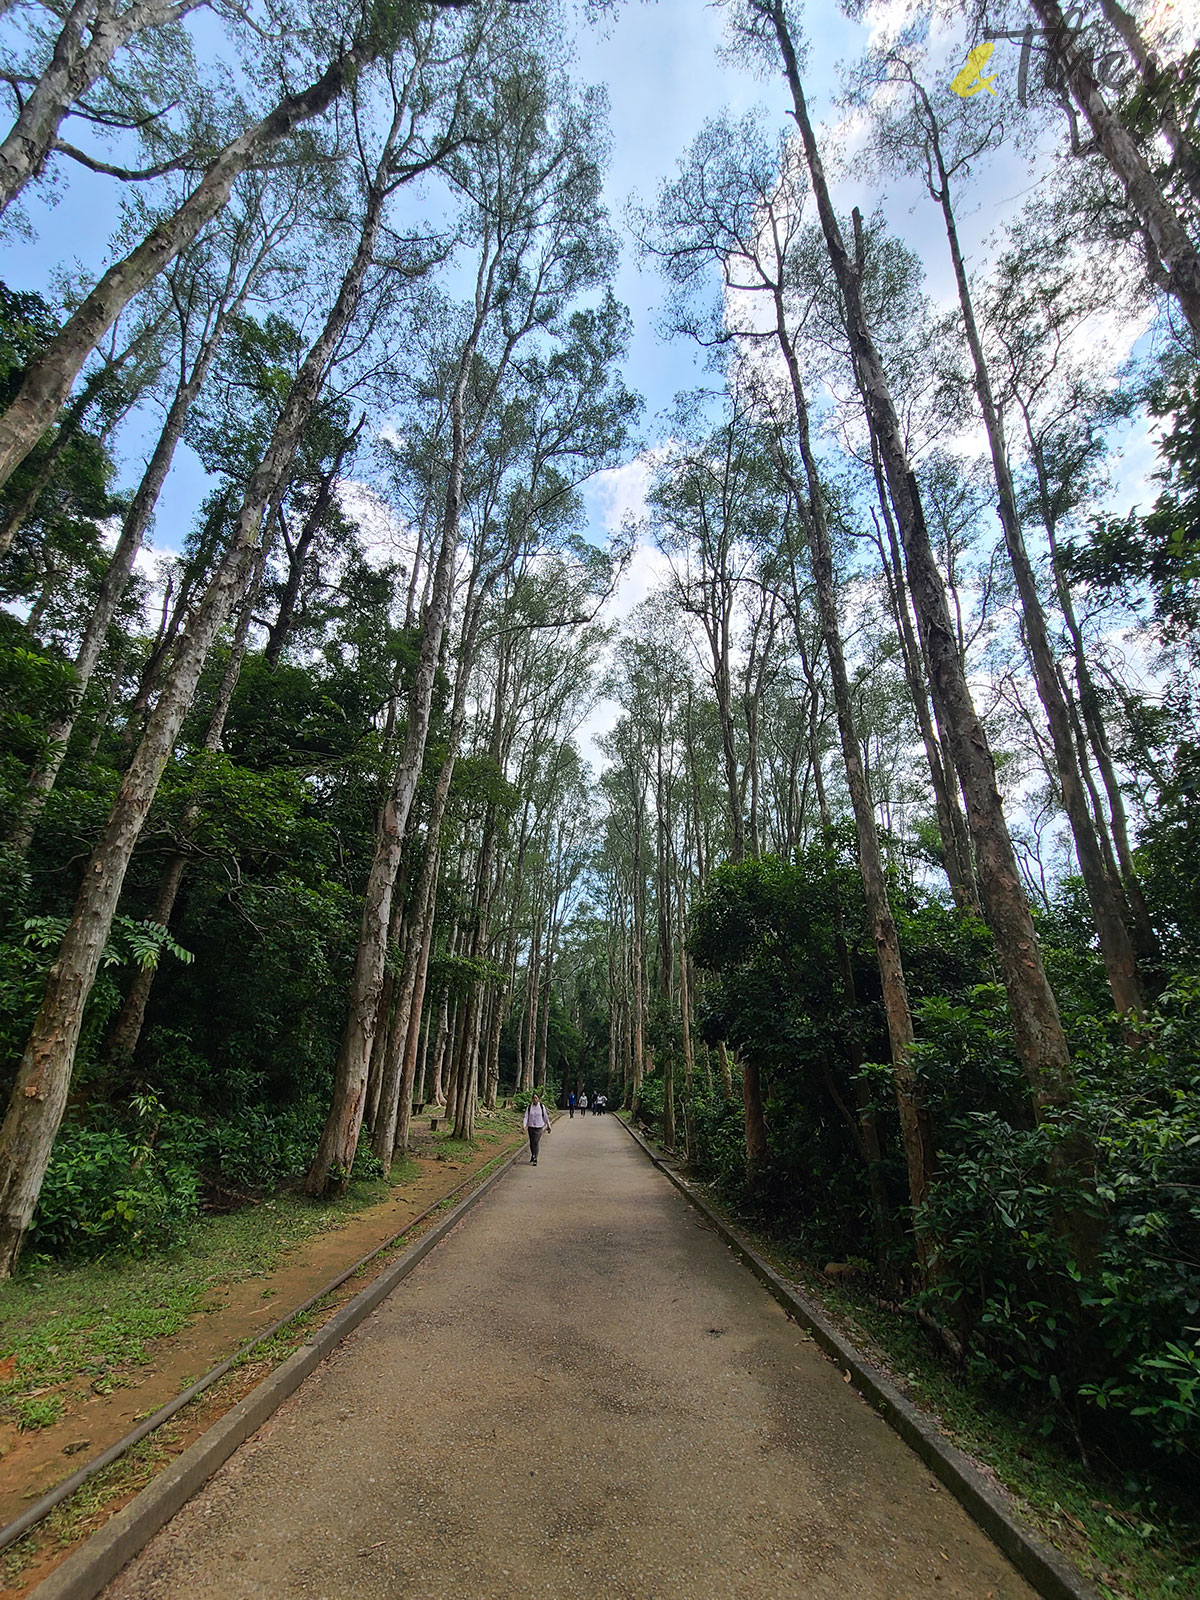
(579, 1092, 589, 1116)
(567, 1091, 576, 1118)
(523, 1093, 551, 1165)
(596, 1094, 607, 1115)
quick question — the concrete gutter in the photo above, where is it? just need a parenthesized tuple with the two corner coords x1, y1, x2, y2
(618, 1115, 1104, 1600)
(27, 1145, 523, 1600)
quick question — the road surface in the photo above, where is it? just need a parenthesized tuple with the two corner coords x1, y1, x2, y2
(106, 1113, 1038, 1599)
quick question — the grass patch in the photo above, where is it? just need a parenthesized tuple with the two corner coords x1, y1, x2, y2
(1, 1422, 177, 1588)
(0, 1126, 526, 1594)
(0, 1170, 395, 1430)
(13, 1396, 63, 1432)
(432, 1137, 474, 1161)
(0, 1121, 524, 1436)
(430, 1111, 520, 1163)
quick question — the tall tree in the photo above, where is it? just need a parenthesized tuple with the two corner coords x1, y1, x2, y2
(732, 0, 1077, 1121)
(859, 51, 1145, 1015)
(306, 53, 622, 1194)
(0, 54, 450, 1272)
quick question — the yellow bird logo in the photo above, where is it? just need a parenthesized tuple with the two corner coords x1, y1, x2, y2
(950, 41, 999, 97)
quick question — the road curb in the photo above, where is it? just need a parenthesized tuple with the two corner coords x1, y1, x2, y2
(617, 1115, 1103, 1600)
(27, 1144, 523, 1600)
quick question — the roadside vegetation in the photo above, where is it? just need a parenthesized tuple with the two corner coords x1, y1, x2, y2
(0, 0, 1197, 1588)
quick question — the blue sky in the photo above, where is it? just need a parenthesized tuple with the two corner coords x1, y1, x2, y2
(0, 0, 872, 566)
(0, 0, 1169, 583)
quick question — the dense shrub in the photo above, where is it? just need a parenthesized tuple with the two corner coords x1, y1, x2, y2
(918, 980, 1200, 1468)
(687, 852, 1200, 1470)
(198, 1100, 329, 1194)
(688, 1085, 751, 1200)
(29, 1122, 199, 1258)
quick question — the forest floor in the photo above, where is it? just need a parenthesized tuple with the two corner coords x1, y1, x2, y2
(627, 1125, 1198, 1600)
(0, 1107, 525, 1597)
(102, 1113, 1036, 1600)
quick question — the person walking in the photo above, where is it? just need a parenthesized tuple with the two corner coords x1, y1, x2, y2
(523, 1093, 552, 1165)
(567, 1091, 576, 1118)
(578, 1092, 589, 1117)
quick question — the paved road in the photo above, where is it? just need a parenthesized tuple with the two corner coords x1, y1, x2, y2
(106, 1115, 1038, 1600)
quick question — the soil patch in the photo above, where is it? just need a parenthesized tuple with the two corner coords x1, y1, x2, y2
(0, 1114, 523, 1595)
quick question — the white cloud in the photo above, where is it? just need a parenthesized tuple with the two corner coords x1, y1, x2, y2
(578, 455, 679, 774)
(586, 455, 653, 536)
(337, 479, 414, 571)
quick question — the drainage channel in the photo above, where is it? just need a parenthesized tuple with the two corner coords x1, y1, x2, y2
(0, 1142, 520, 1561)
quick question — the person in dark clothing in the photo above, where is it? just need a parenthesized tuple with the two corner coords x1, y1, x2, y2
(567, 1092, 576, 1118)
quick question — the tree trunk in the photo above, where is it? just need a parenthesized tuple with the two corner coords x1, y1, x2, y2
(534, 953, 552, 1091)
(766, 2, 1076, 1120)
(483, 988, 503, 1111)
(717, 1037, 733, 1099)
(867, 434, 977, 913)
(741, 1051, 767, 1173)
(373, 753, 452, 1162)
(773, 314, 935, 1222)
(1029, 431, 1161, 971)
(920, 99, 1144, 1014)
(1030, 0, 1200, 331)
(430, 990, 452, 1109)
(414, 1006, 432, 1109)
(264, 421, 360, 668)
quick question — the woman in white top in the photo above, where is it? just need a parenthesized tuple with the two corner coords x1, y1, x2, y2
(522, 1092, 552, 1165)
(578, 1092, 589, 1116)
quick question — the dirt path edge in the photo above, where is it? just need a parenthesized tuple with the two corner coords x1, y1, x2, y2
(25, 1144, 526, 1600)
(617, 1116, 1103, 1600)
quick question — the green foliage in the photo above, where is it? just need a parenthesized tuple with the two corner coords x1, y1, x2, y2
(0, 916, 193, 1102)
(29, 1122, 200, 1259)
(918, 979, 1200, 1469)
(22, 914, 193, 971)
(1066, 368, 1200, 634)
(196, 1101, 329, 1193)
(1138, 739, 1200, 964)
(14, 1394, 64, 1431)
(689, 849, 1200, 1471)
(688, 845, 895, 1233)
(686, 1084, 747, 1196)
(0, 283, 58, 402)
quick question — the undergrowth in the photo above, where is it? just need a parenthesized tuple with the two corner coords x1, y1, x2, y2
(679, 1157, 1200, 1600)
(0, 1175, 385, 1429)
